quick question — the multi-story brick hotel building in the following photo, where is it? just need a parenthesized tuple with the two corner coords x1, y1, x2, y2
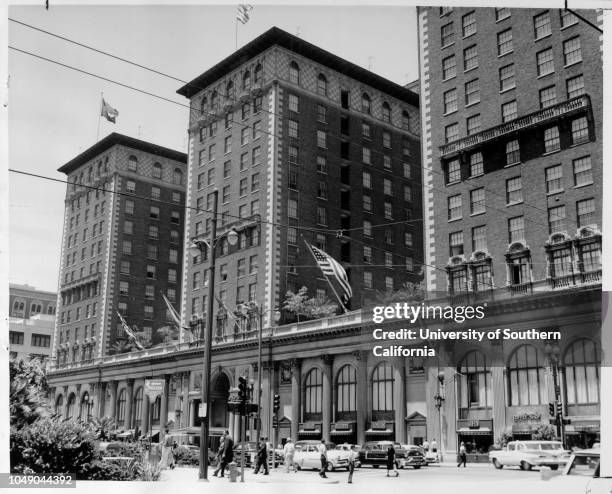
(418, 7, 602, 456)
(176, 26, 423, 326)
(52, 133, 187, 363)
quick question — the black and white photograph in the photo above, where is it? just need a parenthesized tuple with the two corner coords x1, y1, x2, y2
(2, 1, 611, 493)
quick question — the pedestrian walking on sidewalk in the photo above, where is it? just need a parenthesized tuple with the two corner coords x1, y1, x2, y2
(386, 444, 399, 477)
(283, 439, 298, 473)
(318, 439, 328, 478)
(347, 448, 357, 483)
(213, 430, 234, 478)
(457, 442, 467, 468)
(254, 441, 269, 475)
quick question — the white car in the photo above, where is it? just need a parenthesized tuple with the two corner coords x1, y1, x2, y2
(334, 443, 361, 467)
(489, 440, 570, 471)
(548, 447, 611, 494)
(294, 442, 350, 472)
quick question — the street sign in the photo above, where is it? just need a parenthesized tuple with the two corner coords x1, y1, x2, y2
(144, 379, 164, 398)
(199, 402, 207, 418)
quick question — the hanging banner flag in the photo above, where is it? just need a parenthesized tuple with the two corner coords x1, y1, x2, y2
(101, 97, 119, 123)
(236, 4, 253, 24)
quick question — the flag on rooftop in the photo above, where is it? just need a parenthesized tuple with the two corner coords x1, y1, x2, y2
(101, 98, 119, 123)
(236, 4, 253, 24)
(116, 311, 144, 350)
(307, 243, 353, 302)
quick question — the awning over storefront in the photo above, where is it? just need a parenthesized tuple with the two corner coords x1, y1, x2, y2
(298, 429, 321, 436)
(365, 429, 393, 435)
(457, 428, 492, 436)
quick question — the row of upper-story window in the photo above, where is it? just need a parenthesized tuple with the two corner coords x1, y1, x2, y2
(70, 188, 107, 212)
(448, 157, 593, 216)
(61, 282, 98, 306)
(124, 198, 182, 223)
(68, 202, 106, 232)
(136, 265, 179, 283)
(124, 180, 183, 203)
(116, 301, 173, 322)
(57, 323, 96, 343)
(439, 9, 579, 50)
(192, 254, 259, 289)
(444, 116, 591, 184)
(448, 239, 601, 292)
(65, 240, 104, 267)
(69, 156, 110, 190)
(447, 198, 597, 254)
(286, 193, 411, 226)
(199, 63, 264, 114)
(288, 229, 414, 253)
(122, 221, 181, 243)
(197, 59, 414, 130)
(190, 283, 258, 314)
(120, 240, 180, 264)
(63, 262, 102, 284)
(125, 155, 185, 185)
(443, 72, 585, 121)
(198, 142, 262, 172)
(8, 331, 51, 347)
(59, 302, 98, 325)
(10, 300, 56, 316)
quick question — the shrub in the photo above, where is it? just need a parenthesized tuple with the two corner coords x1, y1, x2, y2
(173, 447, 199, 466)
(80, 460, 137, 481)
(10, 418, 99, 477)
(10, 358, 49, 429)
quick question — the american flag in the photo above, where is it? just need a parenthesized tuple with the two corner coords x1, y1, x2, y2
(116, 311, 145, 350)
(236, 4, 253, 24)
(308, 243, 353, 302)
(161, 293, 194, 342)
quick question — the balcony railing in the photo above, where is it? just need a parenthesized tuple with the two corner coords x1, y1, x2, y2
(550, 274, 576, 289)
(440, 95, 590, 157)
(581, 269, 602, 284)
(60, 272, 100, 291)
(509, 282, 532, 296)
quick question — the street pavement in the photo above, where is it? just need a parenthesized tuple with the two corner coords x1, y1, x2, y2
(158, 462, 588, 493)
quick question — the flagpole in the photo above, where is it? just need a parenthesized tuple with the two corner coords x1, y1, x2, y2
(235, 10, 238, 50)
(96, 92, 103, 142)
(304, 241, 349, 314)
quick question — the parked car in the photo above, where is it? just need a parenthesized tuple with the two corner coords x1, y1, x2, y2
(233, 441, 259, 467)
(547, 447, 611, 494)
(294, 441, 349, 472)
(358, 441, 408, 469)
(422, 448, 439, 464)
(488, 440, 570, 471)
(399, 444, 427, 469)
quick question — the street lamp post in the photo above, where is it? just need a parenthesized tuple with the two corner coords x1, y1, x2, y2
(545, 341, 564, 446)
(188, 189, 238, 480)
(434, 371, 445, 463)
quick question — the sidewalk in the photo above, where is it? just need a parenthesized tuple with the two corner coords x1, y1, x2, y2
(159, 466, 342, 483)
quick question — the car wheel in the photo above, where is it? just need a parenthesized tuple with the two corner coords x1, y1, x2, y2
(550, 465, 559, 471)
(373, 465, 379, 469)
(413, 465, 421, 470)
(492, 458, 503, 470)
(520, 461, 532, 471)
(296, 464, 302, 471)
(396, 461, 403, 470)
(326, 463, 334, 473)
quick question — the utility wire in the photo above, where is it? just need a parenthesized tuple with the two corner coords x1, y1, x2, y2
(9, 19, 573, 230)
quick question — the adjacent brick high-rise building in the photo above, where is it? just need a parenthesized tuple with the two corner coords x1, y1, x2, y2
(418, 7, 602, 296)
(418, 7, 602, 454)
(177, 26, 422, 331)
(53, 133, 187, 365)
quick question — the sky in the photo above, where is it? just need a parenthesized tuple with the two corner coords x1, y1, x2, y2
(7, 3, 419, 293)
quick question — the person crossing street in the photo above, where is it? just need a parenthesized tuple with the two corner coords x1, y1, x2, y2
(318, 439, 328, 478)
(283, 439, 297, 473)
(254, 440, 269, 475)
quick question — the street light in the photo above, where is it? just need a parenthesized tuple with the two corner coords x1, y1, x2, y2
(433, 370, 445, 462)
(544, 341, 564, 445)
(187, 189, 238, 481)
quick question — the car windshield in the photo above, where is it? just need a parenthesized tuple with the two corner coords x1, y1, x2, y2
(540, 444, 562, 450)
(567, 455, 600, 477)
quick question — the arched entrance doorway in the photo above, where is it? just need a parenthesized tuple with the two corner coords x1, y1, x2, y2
(210, 373, 230, 429)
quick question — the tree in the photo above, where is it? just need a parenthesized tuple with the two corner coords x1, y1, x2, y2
(532, 423, 557, 441)
(10, 357, 49, 429)
(375, 282, 425, 305)
(88, 416, 116, 441)
(282, 286, 338, 320)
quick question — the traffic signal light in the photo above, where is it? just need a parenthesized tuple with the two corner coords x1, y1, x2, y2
(548, 402, 555, 417)
(273, 394, 280, 414)
(556, 400, 563, 418)
(238, 376, 248, 404)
